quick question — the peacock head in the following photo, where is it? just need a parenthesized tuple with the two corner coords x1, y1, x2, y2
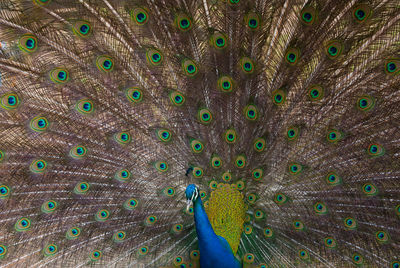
(185, 184, 199, 211)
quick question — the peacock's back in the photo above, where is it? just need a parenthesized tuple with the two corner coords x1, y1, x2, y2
(0, 0, 399, 267)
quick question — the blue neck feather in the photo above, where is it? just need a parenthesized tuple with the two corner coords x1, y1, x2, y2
(193, 197, 241, 268)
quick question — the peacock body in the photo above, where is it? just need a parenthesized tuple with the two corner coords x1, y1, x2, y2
(0, 0, 399, 267)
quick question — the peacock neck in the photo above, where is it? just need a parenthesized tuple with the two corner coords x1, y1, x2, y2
(193, 198, 241, 268)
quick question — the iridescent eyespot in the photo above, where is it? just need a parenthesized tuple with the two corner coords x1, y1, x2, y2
(175, 13, 192, 31)
(236, 180, 245, 191)
(74, 182, 90, 195)
(30, 159, 47, 173)
(357, 95, 375, 111)
(186, 205, 194, 215)
(325, 172, 341, 186)
(50, 68, 69, 83)
(171, 223, 183, 234)
(247, 193, 257, 204)
(163, 187, 175, 197)
(272, 89, 286, 105)
(224, 128, 237, 144)
(396, 204, 400, 217)
(285, 48, 300, 65)
(131, 7, 149, 25)
(34, 0, 51, 6)
(0, 185, 10, 199)
(308, 85, 324, 101)
(352, 253, 364, 266)
(138, 246, 148, 256)
(325, 40, 343, 59)
(324, 237, 337, 248)
(221, 171, 232, 182)
(1, 93, 20, 110)
(263, 227, 274, 238)
(187, 167, 202, 179)
(254, 209, 265, 220)
(210, 32, 228, 49)
(326, 129, 342, 143)
(244, 104, 258, 121)
(375, 230, 390, 244)
(90, 250, 102, 261)
(353, 4, 372, 23)
(30, 116, 48, 132)
(43, 244, 58, 257)
(156, 129, 172, 143)
(367, 143, 384, 157)
(126, 87, 143, 104)
(253, 137, 266, 152)
(235, 154, 246, 168)
(169, 90, 186, 106)
(239, 57, 255, 74)
(243, 253, 255, 263)
(391, 260, 400, 268)
(124, 198, 138, 210)
(72, 21, 91, 37)
(66, 227, 81, 240)
(0, 245, 7, 259)
(70, 145, 87, 159)
(362, 183, 378, 196)
(190, 250, 200, 260)
(76, 99, 94, 114)
(0, 150, 4, 162)
(245, 12, 260, 30)
(190, 138, 204, 153)
(314, 202, 327, 215)
(252, 168, 263, 181)
(287, 126, 299, 140)
(210, 155, 222, 169)
(259, 264, 268, 268)
(198, 108, 213, 125)
(146, 48, 163, 66)
(96, 55, 114, 72)
(95, 209, 110, 222)
(228, 0, 240, 4)
(19, 34, 38, 53)
(113, 231, 126, 243)
(182, 58, 198, 77)
(293, 220, 304, 231)
(15, 217, 31, 232)
(209, 180, 218, 190)
(385, 59, 400, 75)
(154, 161, 168, 172)
(217, 76, 234, 93)
(298, 249, 310, 261)
(145, 215, 157, 226)
(114, 131, 131, 145)
(344, 217, 357, 230)
(274, 193, 288, 205)
(244, 224, 253, 235)
(300, 6, 317, 25)
(41, 200, 58, 214)
(115, 169, 131, 182)
(200, 191, 207, 200)
(288, 163, 302, 175)
(173, 256, 184, 266)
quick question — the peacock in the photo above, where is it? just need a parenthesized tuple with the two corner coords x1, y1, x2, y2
(0, 0, 399, 267)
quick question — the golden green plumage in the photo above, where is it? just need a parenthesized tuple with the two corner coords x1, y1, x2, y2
(205, 183, 246, 255)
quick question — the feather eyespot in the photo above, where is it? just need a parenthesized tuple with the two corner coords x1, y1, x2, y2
(131, 8, 149, 25)
(43, 244, 58, 257)
(19, 34, 38, 53)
